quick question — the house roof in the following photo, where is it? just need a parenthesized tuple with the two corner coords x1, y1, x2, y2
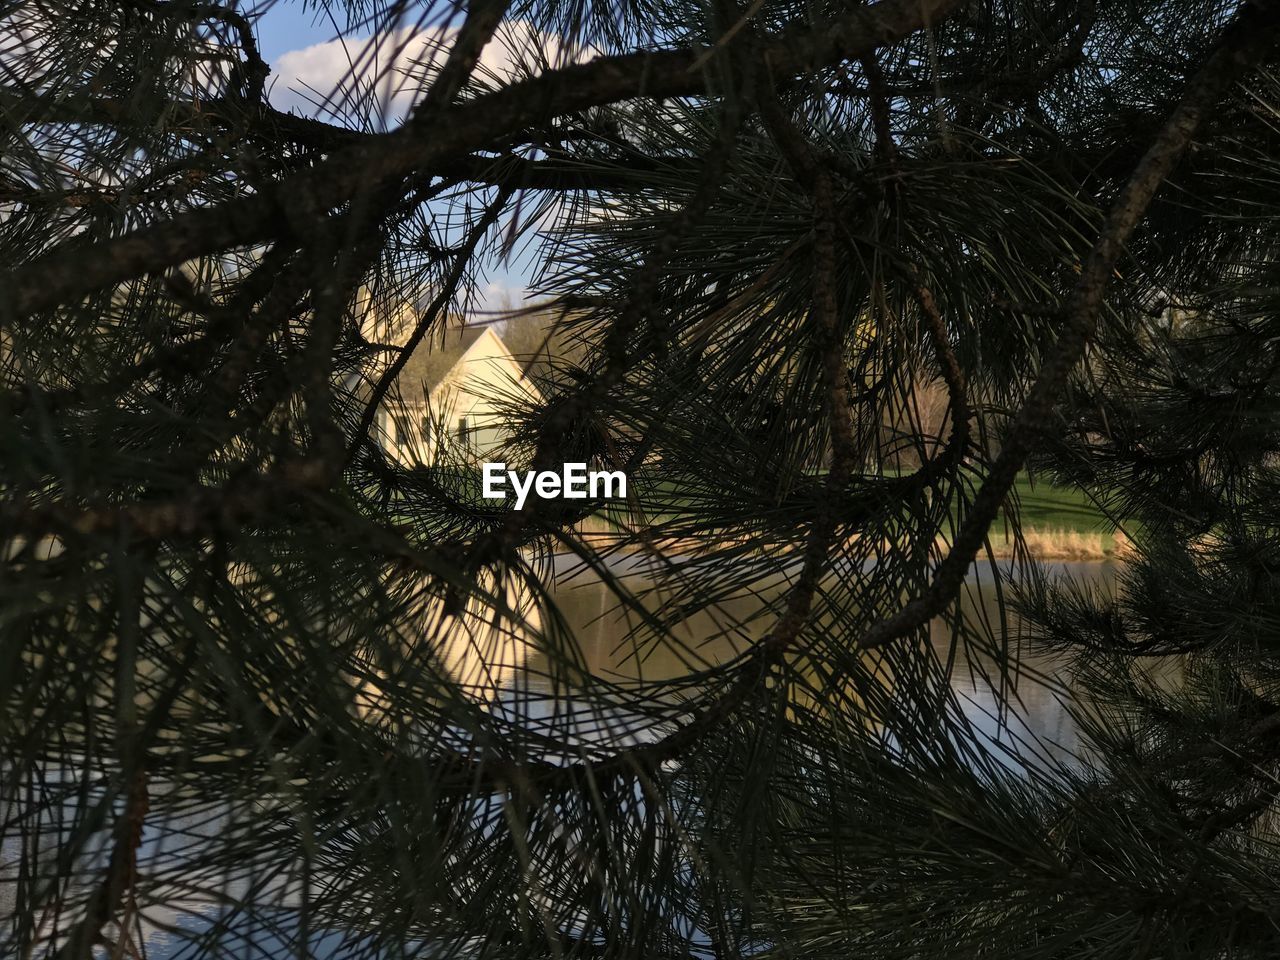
(393, 324, 490, 395)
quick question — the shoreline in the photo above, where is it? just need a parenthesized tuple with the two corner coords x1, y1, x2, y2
(574, 526, 1132, 564)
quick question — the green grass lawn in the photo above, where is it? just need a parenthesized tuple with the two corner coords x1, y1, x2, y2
(871, 467, 1116, 534)
(1005, 473, 1113, 533)
(988, 473, 1141, 558)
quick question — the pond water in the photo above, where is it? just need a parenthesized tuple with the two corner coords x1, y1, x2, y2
(454, 556, 1119, 771)
(2, 558, 1120, 958)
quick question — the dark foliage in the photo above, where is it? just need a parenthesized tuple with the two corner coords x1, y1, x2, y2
(2, 0, 1280, 957)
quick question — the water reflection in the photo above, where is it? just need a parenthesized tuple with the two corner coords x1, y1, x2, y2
(490, 558, 1118, 770)
(352, 566, 543, 728)
(3, 560, 1119, 958)
(353, 557, 1110, 767)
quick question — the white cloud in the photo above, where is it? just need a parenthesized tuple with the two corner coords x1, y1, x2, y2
(269, 22, 587, 127)
(471, 281, 528, 317)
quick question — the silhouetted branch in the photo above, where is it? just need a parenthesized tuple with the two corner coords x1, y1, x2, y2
(858, 0, 1280, 650)
(911, 277, 971, 482)
(51, 769, 150, 960)
(756, 86, 860, 656)
(346, 185, 515, 463)
(0, 0, 964, 322)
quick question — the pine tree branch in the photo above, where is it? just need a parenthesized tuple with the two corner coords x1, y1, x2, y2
(860, 47, 971, 481)
(299, 186, 411, 470)
(910, 277, 971, 482)
(0, 458, 333, 543)
(858, 0, 1280, 651)
(50, 769, 149, 960)
(0, 0, 964, 323)
(859, 50, 899, 170)
(0, 99, 703, 197)
(128, 0, 269, 103)
(345, 183, 513, 465)
(755, 86, 859, 656)
(0, 245, 296, 422)
(412, 0, 512, 119)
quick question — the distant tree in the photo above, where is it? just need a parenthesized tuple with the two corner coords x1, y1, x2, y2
(500, 302, 590, 374)
(3, 0, 1280, 957)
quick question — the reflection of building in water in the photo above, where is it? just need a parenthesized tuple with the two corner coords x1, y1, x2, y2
(352, 568, 542, 726)
(547, 568, 754, 684)
(538, 562, 1113, 766)
(427, 570, 541, 696)
(348, 560, 1112, 764)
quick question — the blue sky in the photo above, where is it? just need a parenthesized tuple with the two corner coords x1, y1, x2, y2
(254, 3, 349, 66)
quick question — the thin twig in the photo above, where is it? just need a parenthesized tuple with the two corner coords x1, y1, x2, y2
(51, 770, 149, 960)
(345, 185, 515, 466)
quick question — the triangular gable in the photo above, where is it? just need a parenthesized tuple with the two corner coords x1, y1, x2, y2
(428, 326, 544, 404)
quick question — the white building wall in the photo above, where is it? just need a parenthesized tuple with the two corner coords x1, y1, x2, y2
(381, 328, 539, 466)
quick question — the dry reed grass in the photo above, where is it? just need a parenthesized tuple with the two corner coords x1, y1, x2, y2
(987, 527, 1134, 562)
(570, 517, 1135, 563)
